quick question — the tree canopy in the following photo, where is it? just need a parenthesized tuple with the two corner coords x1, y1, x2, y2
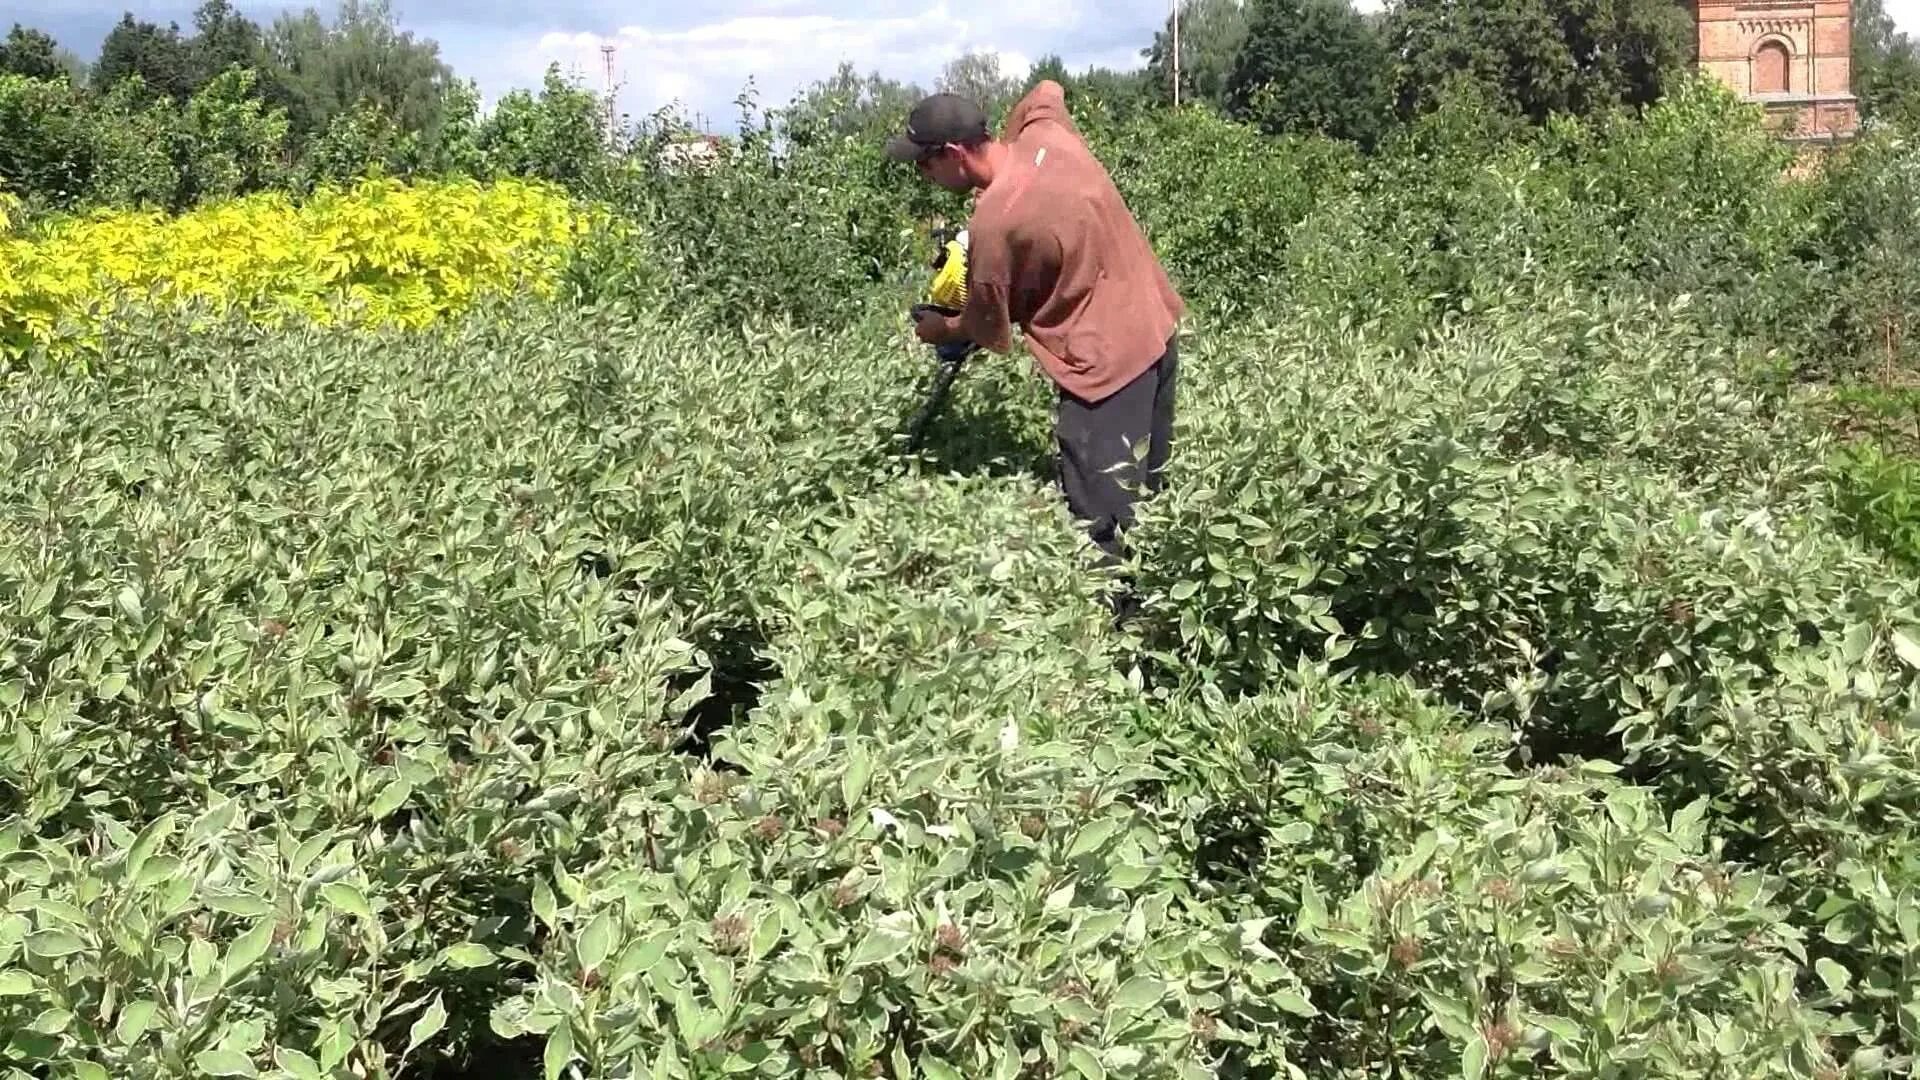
(1226, 0, 1390, 146)
(1143, 0, 1250, 110)
(0, 24, 66, 82)
(1383, 0, 1693, 123)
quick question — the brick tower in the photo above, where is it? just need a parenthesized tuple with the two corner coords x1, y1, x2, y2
(1695, 0, 1860, 139)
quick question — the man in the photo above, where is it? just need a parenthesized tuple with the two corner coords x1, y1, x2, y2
(887, 83, 1183, 618)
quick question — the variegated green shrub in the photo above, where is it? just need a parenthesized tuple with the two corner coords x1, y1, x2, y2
(4, 76, 1920, 1080)
(494, 479, 1312, 1078)
(1124, 256, 1920, 1073)
(0, 302, 1291, 1079)
(1141, 671, 1856, 1077)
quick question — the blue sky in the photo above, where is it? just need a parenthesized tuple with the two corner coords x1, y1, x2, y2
(11, 0, 1173, 129)
(14, 0, 1920, 132)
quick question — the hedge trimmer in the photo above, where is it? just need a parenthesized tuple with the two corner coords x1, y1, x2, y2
(902, 226, 978, 453)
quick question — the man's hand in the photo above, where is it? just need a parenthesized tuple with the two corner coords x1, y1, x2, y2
(913, 307, 963, 346)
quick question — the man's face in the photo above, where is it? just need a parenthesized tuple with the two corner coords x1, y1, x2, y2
(916, 146, 972, 194)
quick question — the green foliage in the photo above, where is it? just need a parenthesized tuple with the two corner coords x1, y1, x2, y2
(263, 0, 457, 144)
(473, 66, 612, 193)
(0, 2, 462, 210)
(1124, 290, 1848, 702)
(1087, 106, 1362, 321)
(0, 68, 291, 215)
(11, 224, 1899, 1072)
(1813, 129, 1920, 382)
(0, 298, 1295, 1076)
(189, 0, 273, 94)
(0, 24, 65, 82)
(1144, 672, 1847, 1075)
(570, 90, 945, 333)
(296, 100, 418, 188)
(1853, 0, 1920, 128)
(1091, 90, 1920, 1071)
(1023, 57, 1156, 129)
(86, 80, 193, 211)
(503, 475, 1317, 1077)
(935, 51, 1022, 116)
(1384, 0, 1694, 123)
(1142, 0, 1251, 111)
(1226, 0, 1392, 147)
(1828, 441, 1916, 572)
(95, 13, 199, 104)
(789, 62, 927, 139)
(0, 75, 95, 208)
(172, 67, 293, 207)
(5, 26, 1920, 1080)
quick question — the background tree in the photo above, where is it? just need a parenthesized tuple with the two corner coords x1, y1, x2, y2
(0, 73, 97, 204)
(1384, 0, 1690, 123)
(1225, 0, 1390, 146)
(1074, 65, 1155, 119)
(1143, 0, 1250, 110)
(936, 50, 1020, 113)
(1549, 0, 1695, 110)
(1027, 54, 1071, 89)
(95, 13, 198, 102)
(0, 25, 66, 82)
(475, 65, 610, 191)
(170, 66, 292, 207)
(53, 47, 89, 85)
(189, 1, 267, 87)
(266, 0, 456, 142)
(1853, 0, 1920, 128)
(791, 61, 926, 136)
(1022, 54, 1153, 125)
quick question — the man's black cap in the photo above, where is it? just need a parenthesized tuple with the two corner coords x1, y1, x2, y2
(885, 93, 989, 161)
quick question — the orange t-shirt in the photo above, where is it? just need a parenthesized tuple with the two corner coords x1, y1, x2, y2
(957, 81, 1185, 403)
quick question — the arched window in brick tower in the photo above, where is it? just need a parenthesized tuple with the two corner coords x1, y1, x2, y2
(1754, 39, 1791, 94)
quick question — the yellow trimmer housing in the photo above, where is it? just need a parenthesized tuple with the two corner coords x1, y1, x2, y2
(904, 227, 977, 452)
(927, 229, 969, 312)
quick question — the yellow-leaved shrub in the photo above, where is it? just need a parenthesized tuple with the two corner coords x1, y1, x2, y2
(0, 176, 591, 362)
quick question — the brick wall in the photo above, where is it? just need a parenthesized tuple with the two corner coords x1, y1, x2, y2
(1690, 0, 1859, 138)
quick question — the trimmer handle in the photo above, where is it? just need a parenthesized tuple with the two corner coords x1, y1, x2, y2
(933, 340, 974, 364)
(910, 304, 975, 364)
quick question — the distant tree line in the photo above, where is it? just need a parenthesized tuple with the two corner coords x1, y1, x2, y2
(803, 0, 1918, 152)
(0, 0, 614, 215)
(1119, 0, 1920, 146)
(5, 1, 457, 145)
(3, 0, 1917, 219)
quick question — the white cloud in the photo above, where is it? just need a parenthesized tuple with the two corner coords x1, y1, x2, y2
(489, 0, 1149, 130)
(1890, 0, 1919, 36)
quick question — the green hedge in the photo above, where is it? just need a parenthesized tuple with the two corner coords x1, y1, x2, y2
(4, 66, 1920, 1080)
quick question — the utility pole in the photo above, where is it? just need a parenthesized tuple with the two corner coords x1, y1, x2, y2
(1171, 0, 1181, 108)
(601, 43, 617, 144)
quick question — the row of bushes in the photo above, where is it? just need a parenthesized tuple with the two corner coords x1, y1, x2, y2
(562, 76, 1916, 386)
(3, 68, 1920, 1079)
(577, 75, 1920, 582)
(2, 287, 1911, 1075)
(6, 73, 1914, 380)
(1117, 282, 1920, 1051)
(0, 64, 612, 219)
(0, 175, 589, 362)
(4, 74, 1915, 571)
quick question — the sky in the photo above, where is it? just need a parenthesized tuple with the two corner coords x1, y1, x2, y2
(13, 0, 1920, 132)
(11, 0, 1171, 129)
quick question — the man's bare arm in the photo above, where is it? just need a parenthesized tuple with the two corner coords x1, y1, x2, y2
(957, 280, 1014, 354)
